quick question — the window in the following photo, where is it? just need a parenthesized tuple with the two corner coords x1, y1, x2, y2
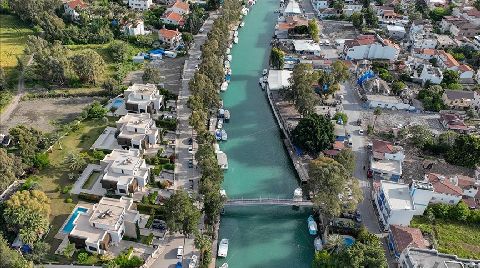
(88, 246, 97, 251)
(449, 200, 454, 204)
(119, 189, 126, 194)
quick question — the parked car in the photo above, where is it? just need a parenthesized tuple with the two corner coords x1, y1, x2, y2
(188, 159, 194, 168)
(341, 211, 362, 223)
(357, 119, 362, 126)
(177, 246, 184, 259)
(358, 129, 364, 135)
(152, 219, 167, 230)
(188, 146, 193, 153)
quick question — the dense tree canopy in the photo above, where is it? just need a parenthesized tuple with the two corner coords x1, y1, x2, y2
(308, 157, 362, 218)
(0, 235, 33, 268)
(4, 190, 51, 245)
(270, 47, 285, 70)
(0, 149, 24, 192)
(446, 134, 480, 168)
(108, 40, 132, 63)
(164, 191, 201, 236)
(292, 114, 334, 155)
(308, 19, 319, 42)
(335, 148, 356, 175)
(71, 49, 105, 85)
(288, 63, 319, 116)
(9, 125, 47, 166)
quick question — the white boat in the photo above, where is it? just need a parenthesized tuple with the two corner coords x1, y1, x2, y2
(240, 22, 245, 27)
(227, 68, 232, 75)
(220, 263, 228, 268)
(234, 37, 239, 44)
(259, 77, 267, 90)
(218, 239, 229, 257)
(226, 48, 231, 54)
(262, 69, 268, 76)
(293, 187, 303, 201)
(220, 81, 229, 92)
(233, 31, 238, 37)
(219, 100, 224, 108)
(314, 237, 323, 251)
(224, 110, 230, 122)
(217, 118, 224, 129)
(229, 43, 233, 49)
(221, 129, 228, 141)
(220, 189, 227, 197)
(308, 215, 318, 236)
(227, 54, 232, 62)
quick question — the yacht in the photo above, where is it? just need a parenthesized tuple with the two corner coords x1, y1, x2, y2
(262, 69, 268, 76)
(233, 31, 238, 37)
(234, 37, 239, 44)
(239, 22, 245, 27)
(221, 129, 228, 141)
(224, 110, 230, 122)
(221, 81, 229, 92)
(307, 215, 318, 236)
(218, 239, 229, 257)
(220, 263, 228, 268)
(314, 237, 323, 251)
(217, 118, 224, 129)
(227, 54, 232, 62)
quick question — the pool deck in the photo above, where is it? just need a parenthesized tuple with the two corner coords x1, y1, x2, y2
(54, 203, 94, 240)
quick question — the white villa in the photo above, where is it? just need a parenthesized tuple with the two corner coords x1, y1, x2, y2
(116, 113, 159, 151)
(124, 84, 164, 114)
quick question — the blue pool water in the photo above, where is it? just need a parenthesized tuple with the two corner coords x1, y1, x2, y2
(112, 99, 124, 109)
(343, 235, 355, 247)
(63, 207, 88, 233)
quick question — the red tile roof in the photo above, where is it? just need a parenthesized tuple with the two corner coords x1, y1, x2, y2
(456, 175, 476, 189)
(66, 0, 87, 9)
(333, 141, 345, 150)
(462, 197, 477, 209)
(159, 28, 180, 39)
(436, 50, 459, 68)
(171, 0, 189, 12)
(426, 173, 463, 196)
(163, 11, 183, 22)
(372, 139, 394, 154)
(390, 225, 429, 253)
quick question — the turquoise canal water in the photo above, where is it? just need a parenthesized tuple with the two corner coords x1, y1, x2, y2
(217, 0, 314, 266)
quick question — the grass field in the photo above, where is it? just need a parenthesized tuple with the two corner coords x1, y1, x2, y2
(411, 216, 480, 259)
(38, 118, 112, 254)
(0, 14, 32, 79)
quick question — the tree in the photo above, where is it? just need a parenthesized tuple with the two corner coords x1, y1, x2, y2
(143, 64, 162, 84)
(26, 241, 50, 263)
(207, 0, 221, 10)
(289, 63, 319, 116)
(351, 12, 364, 29)
(335, 148, 355, 175)
(9, 125, 47, 165)
(448, 201, 470, 222)
(3, 190, 51, 245)
(62, 242, 76, 259)
(0, 235, 33, 268)
(441, 70, 460, 88)
(474, 0, 480, 10)
(292, 114, 334, 155)
(308, 19, 319, 42)
(429, 7, 449, 21)
(32, 152, 50, 169)
(372, 107, 382, 130)
(71, 49, 105, 85)
(391, 81, 406, 95)
(308, 157, 362, 219)
(164, 191, 201, 236)
(446, 134, 480, 168)
(182, 32, 194, 47)
(0, 149, 24, 192)
(363, 7, 378, 28)
(64, 152, 87, 171)
(409, 125, 434, 148)
(144, 5, 166, 29)
(8, 0, 60, 24)
(270, 47, 285, 70)
(333, 112, 348, 124)
(194, 233, 212, 266)
(417, 85, 445, 112)
(0, 67, 5, 90)
(108, 40, 131, 63)
(83, 101, 107, 119)
(331, 61, 350, 84)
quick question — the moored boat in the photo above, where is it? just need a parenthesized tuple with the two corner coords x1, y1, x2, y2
(224, 110, 230, 122)
(234, 37, 239, 44)
(221, 129, 228, 141)
(314, 237, 323, 251)
(240, 21, 245, 27)
(217, 118, 224, 129)
(220, 263, 228, 268)
(218, 239, 229, 257)
(221, 81, 229, 92)
(307, 215, 318, 235)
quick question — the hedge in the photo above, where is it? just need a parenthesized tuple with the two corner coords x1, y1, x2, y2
(78, 192, 102, 202)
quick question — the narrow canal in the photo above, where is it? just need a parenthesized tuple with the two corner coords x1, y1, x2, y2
(217, 0, 314, 266)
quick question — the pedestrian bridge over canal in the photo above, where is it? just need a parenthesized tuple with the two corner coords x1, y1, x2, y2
(224, 197, 314, 207)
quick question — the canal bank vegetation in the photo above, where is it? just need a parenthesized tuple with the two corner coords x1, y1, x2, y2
(312, 227, 388, 268)
(185, 0, 242, 267)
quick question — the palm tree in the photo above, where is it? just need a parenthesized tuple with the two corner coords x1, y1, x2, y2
(325, 234, 344, 253)
(64, 152, 87, 171)
(372, 107, 382, 131)
(194, 233, 211, 263)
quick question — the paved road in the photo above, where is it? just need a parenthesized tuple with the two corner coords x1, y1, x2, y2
(339, 82, 395, 267)
(152, 13, 218, 268)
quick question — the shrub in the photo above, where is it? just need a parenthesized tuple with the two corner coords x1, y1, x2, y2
(163, 163, 174, 170)
(78, 192, 102, 202)
(77, 252, 89, 264)
(65, 198, 73, 203)
(144, 233, 154, 245)
(33, 153, 50, 169)
(91, 150, 106, 160)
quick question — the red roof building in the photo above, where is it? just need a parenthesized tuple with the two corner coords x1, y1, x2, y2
(388, 225, 429, 258)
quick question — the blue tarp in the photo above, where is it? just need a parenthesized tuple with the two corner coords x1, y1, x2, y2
(225, 74, 231, 81)
(176, 262, 182, 268)
(148, 49, 165, 55)
(357, 70, 375, 86)
(293, 145, 303, 156)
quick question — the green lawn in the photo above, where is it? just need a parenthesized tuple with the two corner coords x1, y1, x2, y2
(0, 14, 32, 82)
(82, 171, 101, 189)
(38, 118, 112, 254)
(411, 216, 480, 259)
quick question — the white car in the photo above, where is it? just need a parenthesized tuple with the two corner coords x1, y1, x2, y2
(177, 246, 184, 259)
(188, 146, 194, 153)
(358, 129, 364, 135)
(199, 27, 204, 33)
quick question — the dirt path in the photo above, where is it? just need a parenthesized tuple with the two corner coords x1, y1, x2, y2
(0, 55, 33, 127)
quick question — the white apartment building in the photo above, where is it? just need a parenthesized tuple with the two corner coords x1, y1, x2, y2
(311, 0, 328, 10)
(100, 149, 150, 195)
(116, 113, 159, 151)
(344, 35, 400, 61)
(123, 0, 152, 10)
(418, 64, 443, 85)
(370, 139, 405, 181)
(122, 20, 147, 36)
(124, 83, 164, 114)
(373, 180, 434, 226)
(68, 197, 139, 254)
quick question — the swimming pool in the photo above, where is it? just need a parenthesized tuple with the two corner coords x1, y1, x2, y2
(343, 235, 355, 247)
(63, 207, 88, 233)
(111, 99, 124, 109)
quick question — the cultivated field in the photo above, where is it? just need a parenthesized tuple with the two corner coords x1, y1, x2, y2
(0, 14, 32, 76)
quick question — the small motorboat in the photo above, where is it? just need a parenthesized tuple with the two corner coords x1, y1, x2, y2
(293, 187, 302, 201)
(215, 130, 222, 141)
(224, 110, 230, 122)
(262, 69, 268, 76)
(307, 215, 318, 236)
(234, 37, 239, 44)
(217, 118, 224, 129)
(220, 263, 228, 268)
(221, 129, 228, 141)
(314, 237, 323, 251)
(220, 81, 229, 92)
(227, 54, 232, 62)
(218, 108, 225, 118)
(218, 239, 229, 257)
(233, 31, 238, 37)
(240, 22, 245, 27)
(229, 43, 233, 49)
